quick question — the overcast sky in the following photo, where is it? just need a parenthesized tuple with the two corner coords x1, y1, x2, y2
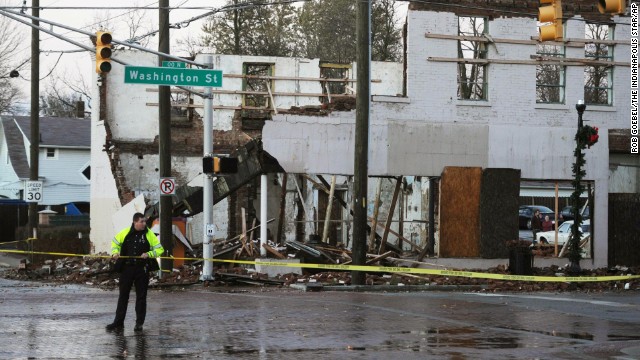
(6, 0, 227, 112)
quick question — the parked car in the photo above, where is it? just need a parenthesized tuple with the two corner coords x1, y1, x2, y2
(560, 205, 590, 222)
(518, 205, 557, 229)
(535, 220, 591, 246)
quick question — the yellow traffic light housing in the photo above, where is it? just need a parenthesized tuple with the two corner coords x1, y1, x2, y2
(95, 31, 112, 74)
(538, 0, 563, 42)
(597, 0, 625, 14)
(203, 156, 239, 175)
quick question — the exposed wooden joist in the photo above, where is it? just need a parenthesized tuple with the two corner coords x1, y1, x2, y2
(428, 57, 630, 67)
(425, 33, 627, 46)
(145, 87, 356, 98)
(379, 177, 402, 254)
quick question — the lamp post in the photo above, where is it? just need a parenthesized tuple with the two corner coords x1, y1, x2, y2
(567, 100, 586, 274)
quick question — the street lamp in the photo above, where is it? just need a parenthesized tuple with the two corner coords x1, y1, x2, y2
(567, 100, 587, 274)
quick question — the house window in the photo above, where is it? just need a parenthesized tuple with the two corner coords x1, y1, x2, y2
(457, 16, 488, 101)
(584, 23, 613, 105)
(536, 44, 565, 103)
(319, 62, 351, 104)
(242, 63, 274, 109)
(45, 148, 57, 159)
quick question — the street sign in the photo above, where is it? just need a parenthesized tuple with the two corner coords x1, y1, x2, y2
(205, 224, 215, 237)
(24, 181, 43, 203)
(162, 61, 186, 68)
(159, 177, 176, 196)
(124, 66, 223, 87)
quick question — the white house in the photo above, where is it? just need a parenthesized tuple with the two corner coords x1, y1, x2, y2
(0, 116, 91, 206)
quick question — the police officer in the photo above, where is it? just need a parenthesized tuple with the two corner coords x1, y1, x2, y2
(106, 212, 164, 332)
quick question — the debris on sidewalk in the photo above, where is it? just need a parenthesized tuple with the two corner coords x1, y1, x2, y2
(1, 245, 638, 293)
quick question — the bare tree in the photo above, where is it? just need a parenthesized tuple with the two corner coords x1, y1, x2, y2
(536, 44, 564, 103)
(121, 2, 154, 47)
(40, 75, 88, 118)
(584, 23, 611, 105)
(175, 33, 206, 58)
(0, 8, 27, 115)
(457, 17, 487, 100)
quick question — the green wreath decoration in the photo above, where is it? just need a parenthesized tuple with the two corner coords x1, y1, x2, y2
(576, 125, 599, 149)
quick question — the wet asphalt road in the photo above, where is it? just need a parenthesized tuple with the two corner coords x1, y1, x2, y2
(1, 277, 639, 359)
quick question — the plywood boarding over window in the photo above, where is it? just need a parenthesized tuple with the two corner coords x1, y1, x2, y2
(439, 167, 482, 257)
(480, 168, 521, 258)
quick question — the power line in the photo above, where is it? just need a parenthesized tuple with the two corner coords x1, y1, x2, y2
(0, 7, 202, 67)
(38, 0, 160, 43)
(18, 52, 64, 81)
(125, 0, 310, 44)
(0, 6, 223, 10)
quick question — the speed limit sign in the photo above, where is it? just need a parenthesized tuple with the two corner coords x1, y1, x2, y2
(25, 181, 43, 203)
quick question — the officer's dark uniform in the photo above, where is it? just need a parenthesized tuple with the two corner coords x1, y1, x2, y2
(112, 228, 156, 328)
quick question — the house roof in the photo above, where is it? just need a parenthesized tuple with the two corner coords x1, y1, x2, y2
(1, 116, 90, 179)
(1, 117, 30, 179)
(11, 116, 91, 148)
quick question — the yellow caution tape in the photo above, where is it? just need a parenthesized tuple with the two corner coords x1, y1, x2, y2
(1, 248, 639, 283)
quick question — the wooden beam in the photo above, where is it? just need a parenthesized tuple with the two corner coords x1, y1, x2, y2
(369, 178, 383, 252)
(425, 33, 628, 46)
(240, 208, 250, 257)
(302, 174, 330, 194)
(321, 175, 337, 244)
(223, 73, 382, 83)
(379, 177, 402, 254)
(213, 218, 275, 246)
(371, 218, 424, 253)
(262, 243, 286, 259)
(366, 251, 394, 265)
(428, 56, 630, 67)
(276, 173, 288, 246)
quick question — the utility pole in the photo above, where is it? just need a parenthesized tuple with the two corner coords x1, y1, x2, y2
(158, 0, 173, 272)
(201, 55, 214, 280)
(28, 0, 40, 238)
(352, 0, 370, 285)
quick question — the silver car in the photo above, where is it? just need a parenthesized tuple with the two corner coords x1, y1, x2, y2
(535, 220, 591, 246)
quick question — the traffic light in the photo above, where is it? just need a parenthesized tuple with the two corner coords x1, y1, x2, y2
(597, 0, 625, 14)
(538, 0, 563, 42)
(95, 31, 112, 74)
(203, 156, 238, 174)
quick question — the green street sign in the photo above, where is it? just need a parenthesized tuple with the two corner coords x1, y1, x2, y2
(162, 61, 186, 68)
(124, 66, 223, 87)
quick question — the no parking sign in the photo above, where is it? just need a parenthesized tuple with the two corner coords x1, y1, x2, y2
(159, 177, 176, 196)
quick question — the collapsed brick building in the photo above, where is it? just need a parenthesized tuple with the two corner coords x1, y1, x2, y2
(90, 2, 637, 268)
